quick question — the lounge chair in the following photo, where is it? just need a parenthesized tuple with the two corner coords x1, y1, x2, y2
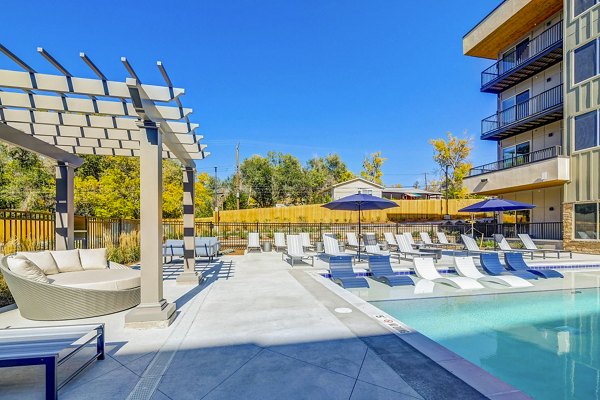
(403, 232, 417, 248)
(480, 253, 538, 280)
(504, 253, 564, 279)
(363, 233, 378, 246)
(365, 244, 390, 256)
(162, 239, 184, 263)
(493, 234, 536, 259)
(368, 255, 413, 287)
(323, 235, 348, 258)
(394, 235, 437, 261)
(461, 234, 497, 256)
(247, 232, 261, 252)
(437, 232, 463, 249)
(518, 234, 572, 259)
(282, 235, 314, 267)
(413, 257, 484, 290)
(274, 232, 287, 252)
(300, 232, 315, 250)
(383, 232, 399, 250)
(329, 256, 369, 288)
(346, 232, 363, 251)
(194, 237, 219, 261)
(454, 256, 532, 288)
(420, 232, 446, 248)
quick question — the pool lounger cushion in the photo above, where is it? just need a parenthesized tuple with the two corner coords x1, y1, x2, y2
(504, 253, 563, 279)
(368, 255, 413, 287)
(329, 256, 369, 289)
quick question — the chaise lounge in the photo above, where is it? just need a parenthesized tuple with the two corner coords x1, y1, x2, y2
(0, 248, 140, 320)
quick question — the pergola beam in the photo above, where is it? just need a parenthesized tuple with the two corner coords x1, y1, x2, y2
(0, 91, 192, 120)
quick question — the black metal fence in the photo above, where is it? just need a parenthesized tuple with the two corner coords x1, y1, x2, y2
(0, 211, 565, 253)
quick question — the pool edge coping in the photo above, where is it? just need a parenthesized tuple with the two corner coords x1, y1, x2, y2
(305, 271, 532, 400)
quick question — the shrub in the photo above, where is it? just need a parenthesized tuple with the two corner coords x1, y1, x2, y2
(105, 231, 140, 265)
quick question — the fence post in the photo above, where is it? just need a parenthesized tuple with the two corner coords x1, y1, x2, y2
(319, 222, 322, 239)
(84, 216, 89, 249)
(209, 222, 214, 237)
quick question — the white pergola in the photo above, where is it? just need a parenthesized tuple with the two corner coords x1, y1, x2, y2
(0, 44, 209, 327)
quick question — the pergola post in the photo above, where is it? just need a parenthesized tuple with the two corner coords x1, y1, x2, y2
(55, 162, 75, 250)
(125, 121, 176, 328)
(176, 166, 200, 284)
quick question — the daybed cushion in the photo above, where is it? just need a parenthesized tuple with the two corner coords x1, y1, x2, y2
(50, 249, 84, 273)
(79, 248, 108, 270)
(49, 269, 140, 291)
(17, 251, 60, 275)
(6, 257, 49, 283)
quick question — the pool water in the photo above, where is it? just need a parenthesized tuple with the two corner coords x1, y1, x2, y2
(371, 289, 600, 400)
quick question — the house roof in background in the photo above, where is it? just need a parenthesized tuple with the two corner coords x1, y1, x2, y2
(328, 177, 385, 190)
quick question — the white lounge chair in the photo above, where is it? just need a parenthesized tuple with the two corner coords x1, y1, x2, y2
(323, 235, 347, 257)
(420, 232, 445, 248)
(283, 235, 315, 266)
(518, 234, 572, 259)
(413, 257, 484, 290)
(394, 235, 437, 261)
(403, 232, 417, 248)
(274, 232, 287, 252)
(365, 244, 390, 256)
(437, 232, 463, 249)
(247, 232, 261, 252)
(299, 232, 315, 250)
(453, 256, 532, 288)
(461, 235, 497, 255)
(346, 232, 363, 251)
(494, 234, 536, 259)
(384, 232, 398, 250)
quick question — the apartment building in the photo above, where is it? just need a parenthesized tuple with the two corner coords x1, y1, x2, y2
(463, 0, 600, 253)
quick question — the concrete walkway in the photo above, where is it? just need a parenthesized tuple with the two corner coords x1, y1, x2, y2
(0, 253, 523, 399)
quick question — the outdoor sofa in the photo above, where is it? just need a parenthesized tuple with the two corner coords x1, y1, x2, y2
(163, 237, 220, 262)
(0, 248, 140, 320)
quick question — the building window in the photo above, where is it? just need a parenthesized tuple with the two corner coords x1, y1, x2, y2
(574, 0, 597, 17)
(502, 141, 530, 168)
(574, 41, 597, 84)
(574, 203, 598, 239)
(574, 111, 598, 151)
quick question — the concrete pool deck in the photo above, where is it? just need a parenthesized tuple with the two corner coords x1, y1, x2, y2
(0, 251, 538, 399)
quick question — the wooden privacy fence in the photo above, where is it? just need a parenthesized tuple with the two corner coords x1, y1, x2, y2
(202, 199, 484, 223)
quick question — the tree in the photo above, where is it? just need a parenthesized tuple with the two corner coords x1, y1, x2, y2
(240, 155, 274, 208)
(429, 132, 473, 199)
(269, 152, 305, 205)
(360, 151, 385, 185)
(195, 172, 214, 217)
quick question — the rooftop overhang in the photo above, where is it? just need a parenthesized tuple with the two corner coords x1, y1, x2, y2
(463, 0, 563, 59)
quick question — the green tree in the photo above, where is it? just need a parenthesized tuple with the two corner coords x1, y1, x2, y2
(240, 155, 274, 207)
(269, 152, 305, 205)
(360, 151, 386, 185)
(305, 153, 354, 203)
(429, 132, 473, 199)
(195, 172, 214, 217)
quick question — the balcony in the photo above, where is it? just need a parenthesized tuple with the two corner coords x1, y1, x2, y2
(481, 84, 563, 141)
(464, 146, 569, 195)
(481, 20, 562, 93)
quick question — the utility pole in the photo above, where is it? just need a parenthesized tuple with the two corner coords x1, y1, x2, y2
(424, 172, 428, 191)
(444, 165, 450, 220)
(236, 143, 240, 210)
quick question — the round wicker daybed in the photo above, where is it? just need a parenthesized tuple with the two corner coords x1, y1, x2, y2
(0, 256, 140, 321)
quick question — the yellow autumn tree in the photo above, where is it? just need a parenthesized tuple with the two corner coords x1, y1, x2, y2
(429, 132, 473, 199)
(360, 151, 386, 185)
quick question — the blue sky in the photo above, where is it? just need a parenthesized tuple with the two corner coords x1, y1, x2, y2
(1, 0, 500, 186)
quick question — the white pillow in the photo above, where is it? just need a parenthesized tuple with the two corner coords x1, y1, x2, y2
(7, 257, 49, 283)
(50, 250, 84, 273)
(17, 251, 60, 275)
(79, 248, 108, 270)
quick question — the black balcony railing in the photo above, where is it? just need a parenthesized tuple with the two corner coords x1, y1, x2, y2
(468, 145, 562, 177)
(481, 84, 563, 136)
(481, 20, 563, 89)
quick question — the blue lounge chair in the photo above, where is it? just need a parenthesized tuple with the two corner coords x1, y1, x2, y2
(480, 253, 538, 280)
(329, 256, 369, 289)
(504, 253, 564, 279)
(368, 255, 414, 287)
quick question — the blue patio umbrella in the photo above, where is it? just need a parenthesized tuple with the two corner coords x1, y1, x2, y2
(322, 194, 397, 259)
(459, 198, 536, 248)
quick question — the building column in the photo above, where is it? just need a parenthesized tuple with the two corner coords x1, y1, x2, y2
(55, 162, 74, 250)
(125, 121, 176, 328)
(176, 166, 200, 284)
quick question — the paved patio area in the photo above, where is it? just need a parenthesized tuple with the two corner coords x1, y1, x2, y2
(0, 251, 534, 400)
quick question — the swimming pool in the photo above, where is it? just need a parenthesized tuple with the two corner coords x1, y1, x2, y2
(371, 288, 600, 400)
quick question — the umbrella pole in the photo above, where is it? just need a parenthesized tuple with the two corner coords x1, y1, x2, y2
(358, 203, 362, 262)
